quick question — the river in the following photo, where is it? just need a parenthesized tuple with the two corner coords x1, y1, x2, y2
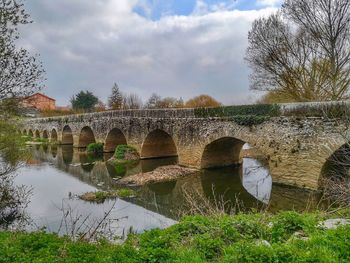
(12, 145, 319, 238)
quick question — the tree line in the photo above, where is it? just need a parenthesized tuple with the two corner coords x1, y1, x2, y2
(69, 83, 222, 112)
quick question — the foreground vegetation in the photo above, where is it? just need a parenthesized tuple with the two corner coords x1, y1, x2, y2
(1, 211, 350, 262)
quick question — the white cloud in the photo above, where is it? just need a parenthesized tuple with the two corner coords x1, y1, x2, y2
(256, 0, 283, 7)
(20, 0, 277, 106)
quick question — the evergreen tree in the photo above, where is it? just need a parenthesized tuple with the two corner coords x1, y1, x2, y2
(71, 90, 98, 112)
(108, 83, 124, 110)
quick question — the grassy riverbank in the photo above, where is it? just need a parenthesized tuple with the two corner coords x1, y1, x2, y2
(1, 211, 350, 262)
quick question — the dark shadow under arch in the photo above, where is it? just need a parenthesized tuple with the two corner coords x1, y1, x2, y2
(141, 129, 177, 159)
(201, 137, 245, 169)
(42, 130, 49, 139)
(28, 130, 34, 137)
(62, 125, 74, 145)
(321, 143, 350, 180)
(34, 130, 40, 139)
(78, 126, 96, 148)
(23, 130, 27, 136)
(104, 128, 127, 152)
(51, 129, 58, 142)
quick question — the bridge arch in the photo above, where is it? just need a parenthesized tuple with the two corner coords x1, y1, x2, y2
(321, 142, 350, 180)
(34, 130, 41, 139)
(141, 129, 177, 159)
(42, 130, 49, 139)
(78, 126, 96, 148)
(28, 130, 34, 137)
(201, 137, 245, 169)
(23, 129, 27, 136)
(51, 129, 58, 142)
(62, 125, 74, 145)
(104, 128, 127, 153)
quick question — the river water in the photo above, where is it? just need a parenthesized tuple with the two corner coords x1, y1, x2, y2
(13, 145, 318, 238)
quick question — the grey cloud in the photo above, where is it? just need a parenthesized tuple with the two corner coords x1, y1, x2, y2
(20, 0, 276, 106)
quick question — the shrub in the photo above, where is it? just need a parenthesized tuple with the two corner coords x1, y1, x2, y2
(87, 143, 104, 155)
(114, 145, 139, 161)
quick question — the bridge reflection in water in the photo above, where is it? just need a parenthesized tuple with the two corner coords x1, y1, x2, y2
(23, 145, 321, 221)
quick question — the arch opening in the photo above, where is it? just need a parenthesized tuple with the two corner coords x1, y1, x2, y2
(78, 126, 96, 148)
(34, 130, 40, 139)
(62, 125, 74, 145)
(28, 130, 34, 137)
(23, 130, 27, 136)
(104, 128, 127, 153)
(141, 129, 177, 159)
(321, 143, 350, 180)
(42, 130, 49, 139)
(51, 129, 58, 142)
(201, 137, 245, 169)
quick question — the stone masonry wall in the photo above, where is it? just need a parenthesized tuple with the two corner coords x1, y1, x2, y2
(21, 109, 348, 190)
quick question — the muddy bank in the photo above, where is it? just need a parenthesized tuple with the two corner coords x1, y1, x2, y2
(118, 165, 197, 186)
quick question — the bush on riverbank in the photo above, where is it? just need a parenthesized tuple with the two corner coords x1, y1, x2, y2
(87, 143, 104, 155)
(114, 145, 139, 161)
(1, 211, 350, 262)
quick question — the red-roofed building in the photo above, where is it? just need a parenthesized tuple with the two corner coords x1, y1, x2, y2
(22, 93, 56, 111)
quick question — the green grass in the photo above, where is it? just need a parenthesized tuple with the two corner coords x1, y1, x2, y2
(1, 211, 350, 262)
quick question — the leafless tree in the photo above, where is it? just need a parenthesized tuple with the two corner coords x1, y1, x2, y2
(123, 93, 143, 109)
(0, 0, 44, 101)
(246, 0, 350, 102)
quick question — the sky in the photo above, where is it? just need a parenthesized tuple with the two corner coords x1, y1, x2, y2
(19, 0, 282, 106)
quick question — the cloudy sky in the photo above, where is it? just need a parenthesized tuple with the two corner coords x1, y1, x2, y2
(20, 0, 282, 106)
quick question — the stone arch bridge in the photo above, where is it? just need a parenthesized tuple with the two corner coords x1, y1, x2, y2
(21, 108, 348, 190)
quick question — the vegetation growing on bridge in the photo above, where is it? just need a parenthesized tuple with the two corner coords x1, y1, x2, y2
(194, 104, 281, 118)
(1, 211, 350, 262)
(194, 104, 280, 126)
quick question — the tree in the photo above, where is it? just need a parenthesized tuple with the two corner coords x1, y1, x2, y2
(95, 100, 106, 112)
(71, 91, 99, 112)
(145, 93, 184, 109)
(246, 0, 350, 102)
(159, 97, 184, 108)
(0, 0, 44, 102)
(145, 93, 162, 109)
(0, 0, 40, 229)
(108, 83, 124, 110)
(185, 95, 221, 108)
(123, 93, 143, 109)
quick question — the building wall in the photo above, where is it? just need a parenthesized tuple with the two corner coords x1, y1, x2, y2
(22, 94, 56, 111)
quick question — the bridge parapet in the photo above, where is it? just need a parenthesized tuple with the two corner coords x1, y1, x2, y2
(30, 108, 196, 123)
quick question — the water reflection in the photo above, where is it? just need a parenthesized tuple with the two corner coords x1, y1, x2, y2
(17, 145, 320, 235)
